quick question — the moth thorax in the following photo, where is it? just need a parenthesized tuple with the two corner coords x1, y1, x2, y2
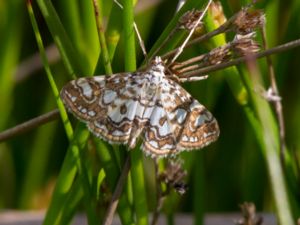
(151, 56, 165, 74)
(141, 82, 157, 100)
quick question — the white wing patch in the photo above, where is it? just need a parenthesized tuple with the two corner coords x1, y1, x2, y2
(60, 57, 219, 158)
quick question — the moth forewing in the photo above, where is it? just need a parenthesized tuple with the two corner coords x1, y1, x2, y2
(60, 57, 219, 158)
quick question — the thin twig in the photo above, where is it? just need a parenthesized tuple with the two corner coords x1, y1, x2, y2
(180, 38, 300, 78)
(0, 109, 60, 142)
(176, 64, 201, 73)
(171, 54, 205, 70)
(102, 156, 131, 225)
(261, 26, 287, 166)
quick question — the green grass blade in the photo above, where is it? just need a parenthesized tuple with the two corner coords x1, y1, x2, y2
(31, 1, 111, 224)
(27, 0, 74, 141)
(58, 0, 83, 56)
(123, 0, 136, 72)
(36, 0, 84, 76)
(42, 122, 90, 225)
(80, 0, 100, 69)
(242, 65, 294, 225)
(147, 0, 209, 59)
(193, 152, 205, 225)
(58, 178, 84, 225)
(0, 0, 23, 130)
(93, 0, 113, 75)
(204, 3, 294, 224)
(105, 4, 122, 62)
(18, 91, 58, 209)
(94, 138, 134, 225)
(123, 0, 149, 225)
(0, 0, 23, 206)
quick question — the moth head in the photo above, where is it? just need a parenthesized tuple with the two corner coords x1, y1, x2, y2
(151, 56, 166, 73)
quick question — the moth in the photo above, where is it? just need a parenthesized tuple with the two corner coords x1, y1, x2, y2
(60, 57, 219, 157)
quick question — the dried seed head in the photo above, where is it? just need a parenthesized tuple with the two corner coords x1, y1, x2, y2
(240, 202, 256, 219)
(233, 8, 265, 34)
(179, 9, 204, 31)
(231, 33, 260, 56)
(235, 202, 263, 225)
(173, 182, 188, 195)
(203, 44, 232, 66)
(159, 159, 188, 194)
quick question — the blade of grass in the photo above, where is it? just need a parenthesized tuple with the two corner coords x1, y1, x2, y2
(42, 122, 90, 225)
(27, 0, 73, 141)
(0, 0, 23, 130)
(18, 91, 58, 209)
(0, 3, 23, 206)
(80, 0, 100, 68)
(193, 151, 205, 225)
(93, 1, 122, 74)
(123, 0, 136, 72)
(57, 0, 95, 71)
(276, 2, 300, 209)
(203, 3, 294, 224)
(94, 138, 134, 225)
(58, 178, 84, 225)
(92, 0, 113, 75)
(28, 2, 99, 224)
(147, 0, 210, 60)
(201, 4, 265, 165)
(123, 1, 148, 225)
(242, 61, 294, 225)
(104, 2, 122, 61)
(91, 2, 137, 224)
(36, 0, 134, 223)
(36, 0, 84, 76)
(204, 6, 251, 107)
(58, 0, 83, 58)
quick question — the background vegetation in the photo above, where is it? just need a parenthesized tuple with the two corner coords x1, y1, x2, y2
(0, 0, 299, 225)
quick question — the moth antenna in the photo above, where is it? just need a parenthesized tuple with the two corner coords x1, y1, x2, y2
(113, 0, 149, 64)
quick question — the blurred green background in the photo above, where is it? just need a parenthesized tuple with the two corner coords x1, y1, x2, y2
(0, 0, 299, 224)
